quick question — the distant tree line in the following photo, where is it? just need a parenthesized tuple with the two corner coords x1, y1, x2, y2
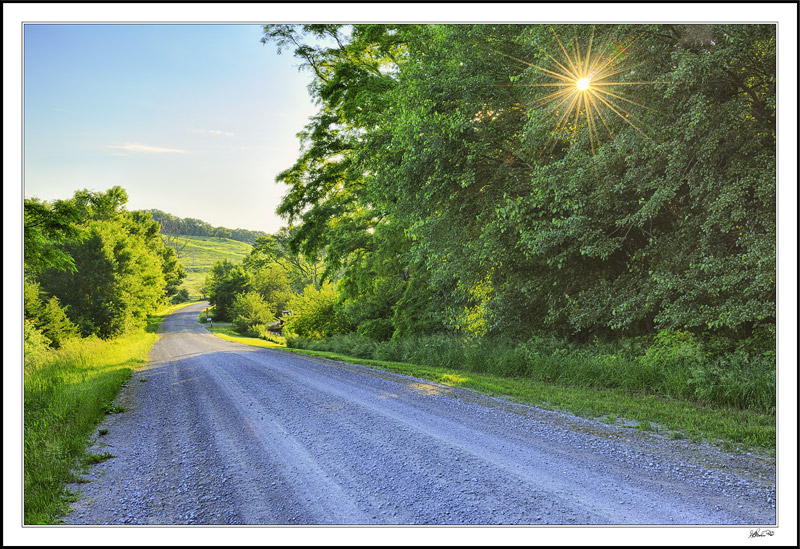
(145, 209, 268, 245)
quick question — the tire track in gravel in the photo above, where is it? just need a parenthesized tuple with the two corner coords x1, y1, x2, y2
(63, 302, 776, 525)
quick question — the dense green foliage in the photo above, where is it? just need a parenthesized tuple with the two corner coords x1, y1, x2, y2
(261, 24, 775, 349)
(26, 187, 186, 340)
(286, 329, 775, 414)
(24, 280, 79, 349)
(283, 281, 349, 338)
(252, 24, 778, 417)
(24, 197, 86, 275)
(204, 236, 311, 334)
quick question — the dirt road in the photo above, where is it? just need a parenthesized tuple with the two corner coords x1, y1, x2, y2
(64, 302, 775, 525)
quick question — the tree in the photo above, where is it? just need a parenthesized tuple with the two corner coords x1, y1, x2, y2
(36, 187, 185, 338)
(205, 260, 251, 322)
(24, 198, 84, 275)
(263, 24, 776, 344)
(245, 227, 323, 292)
(250, 263, 292, 314)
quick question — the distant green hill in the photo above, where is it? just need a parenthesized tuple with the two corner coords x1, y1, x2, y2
(164, 235, 253, 299)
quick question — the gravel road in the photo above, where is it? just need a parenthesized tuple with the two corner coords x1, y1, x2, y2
(63, 302, 776, 525)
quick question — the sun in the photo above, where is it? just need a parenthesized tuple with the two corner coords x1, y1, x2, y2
(498, 26, 660, 157)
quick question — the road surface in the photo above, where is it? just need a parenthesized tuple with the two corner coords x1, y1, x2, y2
(64, 302, 776, 525)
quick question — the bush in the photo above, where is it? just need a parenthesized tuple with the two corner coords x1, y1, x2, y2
(248, 324, 287, 345)
(638, 330, 705, 399)
(170, 288, 190, 304)
(231, 291, 276, 335)
(356, 318, 394, 341)
(284, 282, 350, 338)
(24, 320, 52, 370)
(24, 281, 78, 349)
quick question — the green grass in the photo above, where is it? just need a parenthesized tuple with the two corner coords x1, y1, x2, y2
(85, 452, 114, 465)
(205, 326, 775, 454)
(165, 235, 253, 299)
(23, 302, 191, 524)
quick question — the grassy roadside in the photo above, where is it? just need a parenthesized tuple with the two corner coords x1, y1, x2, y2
(205, 325, 775, 455)
(23, 302, 193, 524)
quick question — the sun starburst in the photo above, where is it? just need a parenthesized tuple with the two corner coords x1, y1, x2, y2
(504, 26, 662, 158)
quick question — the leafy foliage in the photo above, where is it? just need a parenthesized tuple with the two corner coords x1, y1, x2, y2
(231, 291, 277, 335)
(24, 280, 79, 348)
(283, 282, 350, 338)
(31, 187, 186, 339)
(24, 198, 85, 275)
(245, 227, 323, 293)
(205, 259, 250, 322)
(262, 23, 776, 347)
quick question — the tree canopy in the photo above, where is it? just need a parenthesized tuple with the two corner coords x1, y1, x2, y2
(28, 187, 187, 339)
(262, 24, 776, 344)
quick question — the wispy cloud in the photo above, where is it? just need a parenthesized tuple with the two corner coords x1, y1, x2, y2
(105, 142, 188, 154)
(192, 128, 235, 137)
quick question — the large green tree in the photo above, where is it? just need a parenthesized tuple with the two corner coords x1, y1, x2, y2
(36, 187, 186, 338)
(205, 259, 251, 322)
(263, 24, 776, 344)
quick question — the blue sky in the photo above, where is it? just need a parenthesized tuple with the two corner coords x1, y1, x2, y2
(23, 24, 317, 233)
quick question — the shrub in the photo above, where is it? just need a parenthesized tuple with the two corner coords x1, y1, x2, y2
(231, 291, 276, 335)
(284, 282, 349, 338)
(170, 288, 190, 304)
(24, 281, 78, 349)
(249, 324, 287, 345)
(356, 318, 394, 341)
(638, 330, 705, 399)
(24, 320, 52, 370)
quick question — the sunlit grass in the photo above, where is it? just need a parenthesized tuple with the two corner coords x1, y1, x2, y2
(23, 302, 187, 524)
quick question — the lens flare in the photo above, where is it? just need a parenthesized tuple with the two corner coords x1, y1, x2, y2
(576, 77, 591, 91)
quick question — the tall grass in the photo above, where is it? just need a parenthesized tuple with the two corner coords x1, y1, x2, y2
(286, 332, 776, 414)
(23, 330, 157, 524)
